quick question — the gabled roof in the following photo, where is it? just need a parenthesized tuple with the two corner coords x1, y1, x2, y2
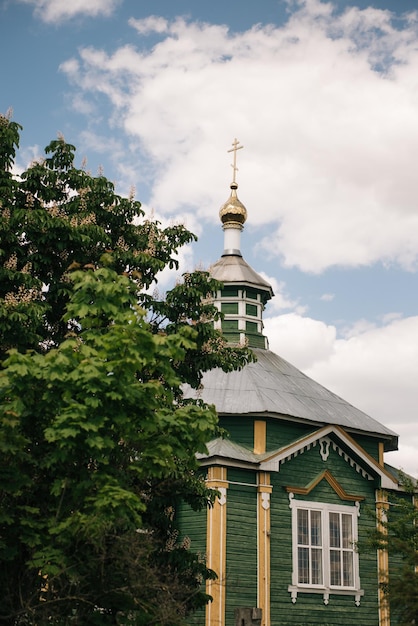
(197, 425, 400, 490)
(259, 425, 399, 489)
(184, 348, 398, 450)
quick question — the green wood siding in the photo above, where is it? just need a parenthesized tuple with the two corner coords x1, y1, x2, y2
(225, 477, 258, 625)
(351, 434, 381, 462)
(269, 445, 380, 626)
(220, 416, 255, 449)
(227, 468, 257, 485)
(266, 418, 318, 452)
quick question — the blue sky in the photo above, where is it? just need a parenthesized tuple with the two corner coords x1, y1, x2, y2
(1, 0, 418, 475)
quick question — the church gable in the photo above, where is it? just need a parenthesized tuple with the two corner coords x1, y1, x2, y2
(260, 424, 399, 491)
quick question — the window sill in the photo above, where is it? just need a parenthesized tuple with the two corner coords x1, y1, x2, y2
(288, 585, 364, 606)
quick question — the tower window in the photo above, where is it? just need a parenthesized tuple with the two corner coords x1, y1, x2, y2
(222, 320, 239, 331)
(246, 303, 258, 317)
(221, 288, 238, 298)
(221, 302, 239, 315)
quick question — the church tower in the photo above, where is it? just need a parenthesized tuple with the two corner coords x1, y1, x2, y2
(181, 140, 401, 626)
(210, 139, 273, 349)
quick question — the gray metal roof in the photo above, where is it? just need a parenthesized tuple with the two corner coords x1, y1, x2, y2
(196, 437, 260, 467)
(184, 348, 398, 449)
(210, 255, 273, 296)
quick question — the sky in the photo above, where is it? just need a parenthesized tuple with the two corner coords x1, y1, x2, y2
(1, 0, 418, 476)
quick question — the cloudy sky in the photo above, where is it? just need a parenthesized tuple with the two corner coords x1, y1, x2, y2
(1, 0, 417, 475)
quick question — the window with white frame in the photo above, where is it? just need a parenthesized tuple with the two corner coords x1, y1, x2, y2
(288, 496, 363, 605)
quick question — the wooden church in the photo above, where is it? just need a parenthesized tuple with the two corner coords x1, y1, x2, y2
(180, 141, 405, 626)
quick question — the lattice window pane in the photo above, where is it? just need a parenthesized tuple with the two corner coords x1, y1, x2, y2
(329, 512, 341, 548)
(330, 550, 341, 586)
(342, 514, 353, 549)
(298, 547, 309, 584)
(311, 548, 323, 585)
(297, 509, 309, 545)
(343, 552, 354, 586)
(311, 510, 322, 546)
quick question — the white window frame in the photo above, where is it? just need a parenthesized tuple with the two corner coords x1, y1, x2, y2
(288, 494, 364, 605)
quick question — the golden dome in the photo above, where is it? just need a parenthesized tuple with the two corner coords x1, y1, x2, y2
(219, 182, 248, 226)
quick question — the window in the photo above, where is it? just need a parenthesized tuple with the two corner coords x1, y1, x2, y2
(289, 498, 363, 605)
(246, 303, 258, 317)
(246, 288, 258, 300)
(221, 302, 238, 315)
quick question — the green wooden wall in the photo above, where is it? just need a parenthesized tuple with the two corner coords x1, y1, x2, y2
(225, 468, 258, 625)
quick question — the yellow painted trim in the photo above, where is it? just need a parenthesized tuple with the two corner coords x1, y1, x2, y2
(254, 420, 267, 454)
(257, 471, 271, 626)
(378, 442, 384, 467)
(376, 489, 390, 626)
(285, 469, 365, 502)
(206, 467, 228, 626)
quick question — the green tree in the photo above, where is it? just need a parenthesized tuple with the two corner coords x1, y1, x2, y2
(369, 475, 418, 625)
(0, 110, 195, 357)
(0, 114, 254, 624)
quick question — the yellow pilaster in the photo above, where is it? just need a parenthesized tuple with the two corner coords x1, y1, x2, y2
(257, 471, 272, 626)
(254, 420, 267, 454)
(206, 466, 228, 626)
(254, 420, 270, 625)
(376, 489, 390, 626)
(378, 442, 384, 466)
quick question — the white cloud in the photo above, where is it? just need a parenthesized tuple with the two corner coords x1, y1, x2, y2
(265, 311, 418, 476)
(128, 16, 169, 35)
(19, 0, 121, 22)
(265, 312, 337, 371)
(59, 2, 418, 273)
(258, 272, 303, 314)
(54, 0, 418, 475)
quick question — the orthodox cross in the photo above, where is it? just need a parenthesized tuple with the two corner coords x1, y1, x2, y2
(227, 138, 244, 184)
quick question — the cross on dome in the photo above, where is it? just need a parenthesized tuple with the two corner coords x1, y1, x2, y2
(227, 138, 244, 185)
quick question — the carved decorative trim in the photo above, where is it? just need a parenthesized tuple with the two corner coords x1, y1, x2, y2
(279, 436, 374, 482)
(319, 437, 330, 461)
(288, 585, 364, 606)
(286, 470, 365, 502)
(217, 487, 227, 506)
(261, 492, 270, 510)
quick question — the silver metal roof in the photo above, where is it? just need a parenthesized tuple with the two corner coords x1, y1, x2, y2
(184, 348, 398, 449)
(197, 437, 260, 467)
(210, 255, 273, 296)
